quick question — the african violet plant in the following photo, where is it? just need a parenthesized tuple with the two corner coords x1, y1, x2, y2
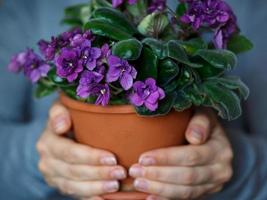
(8, 0, 253, 120)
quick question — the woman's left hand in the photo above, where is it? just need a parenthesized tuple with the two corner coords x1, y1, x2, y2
(129, 111, 233, 200)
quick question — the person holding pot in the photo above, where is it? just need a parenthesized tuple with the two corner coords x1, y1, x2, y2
(0, 0, 267, 200)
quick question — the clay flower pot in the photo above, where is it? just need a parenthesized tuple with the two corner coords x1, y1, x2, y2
(60, 93, 193, 200)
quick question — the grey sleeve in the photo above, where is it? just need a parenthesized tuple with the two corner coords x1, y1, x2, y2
(208, 1, 267, 199)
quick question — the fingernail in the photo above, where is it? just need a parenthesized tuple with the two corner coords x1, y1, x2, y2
(100, 156, 117, 166)
(110, 168, 126, 179)
(103, 181, 119, 192)
(129, 166, 144, 177)
(191, 128, 203, 142)
(139, 156, 156, 166)
(54, 117, 67, 133)
(134, 179, 148, 191)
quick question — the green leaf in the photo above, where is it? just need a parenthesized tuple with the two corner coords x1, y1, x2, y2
(91, 0, 112, 9)
(158, 59, 179, 86)
(63, 3, 91, 25)
(35, 82, 56, 98)
(142, 38, 166, 59)
(195, 61, 224, 79)
(137, 47, 158, 80)
(61, 18, 83, 27)
(47, 68, 75, 88)
(176, 3, 187, 16)
(135, 92, 177, 116)
(179, 38, 207, 55)
(202, 81, 242, 120)
(112, 39, 143, 60)
(208, 76, 250, 100)
(194, 49, 237, 70)
(163, 67, 193, 93)
(126, 0, 147, 19)
(92, 7, 137, 34)
(84, 19, 133, 41)
(166, 40, 202, 68)
(138, 12, 169, 37)
(61, 86, 79, 100)
(173, 91, 192, 112)
(227, 34, 253, 54)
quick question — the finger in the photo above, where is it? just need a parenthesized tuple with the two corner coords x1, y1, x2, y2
(49, 102, 71, 134)
(134, 178, 215, 200)
(45, 133, 117, 165)
(49, 178, 119, 198)
(139, 145, 215, 167)
(185, 110, 215, 145)
(130, 163, 231, 185)
(208, 185, 224, 194)
(40, 158, 126, 181)
(146, 195, 168, 200)
(82, 197, 104, 200)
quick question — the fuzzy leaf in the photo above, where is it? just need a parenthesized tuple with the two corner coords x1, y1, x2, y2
(84, 19, 133, 41)
(208, 76, 249, 100)
(194, 49, 237, 70)
(35, 82, 56, 98)
(179, 38, 207, 55)
(138, 12, 169, 37)
(202, 81, 242, 120)
(227, 34, 253, 54)
(92, 7, 137, 34)
(112, 39, 143, 60)
(137, 47, 158, 80)
(158, 59, 179, 86)
(142, 38, 166, 59)
(166, 41, 202, 68)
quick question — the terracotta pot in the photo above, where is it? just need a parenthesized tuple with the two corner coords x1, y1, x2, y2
(60, 94, 193, 200)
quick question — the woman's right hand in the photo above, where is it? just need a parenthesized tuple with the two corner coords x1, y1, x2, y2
(36, 103, 126, 200)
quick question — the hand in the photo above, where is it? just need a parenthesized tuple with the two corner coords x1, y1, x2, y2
(129, 110, 233, 200)
(36, 103, 127, 200)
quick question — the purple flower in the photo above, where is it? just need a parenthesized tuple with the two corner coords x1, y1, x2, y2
(8, 51, 27, 73)
(180, 0, 238, 48)
(91, 84, 111, 106)
(78, 40, 102, 70)
(55, 48, 83, 82)
(38, 37, 57, 61)
(148, 0, 167, 13)
(112, 0, 137, 8)
(130, 78, 165, 111)
(70, 30, 94, 47)
(214, 17, 238, 48)
(97, 43, 111, 66)
(106, 55, 137, 90)
(76, 70, 104, 98)
(56, 28, 82, 48)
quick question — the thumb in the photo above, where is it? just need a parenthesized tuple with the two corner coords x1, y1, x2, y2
(185, 109, 215, 145)
(49, 102, 71, 135)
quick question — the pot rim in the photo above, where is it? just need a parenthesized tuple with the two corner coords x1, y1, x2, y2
(60, 93, 136, 114)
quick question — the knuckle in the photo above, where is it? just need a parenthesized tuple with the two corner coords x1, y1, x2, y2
(224, 148, 234, 161)
(66, 166, 78, 178)
(60, 180, 75, 196)
(38, 160, 48, 174)
(63, 148, 76, 163)
(185, 150, 199, 165)
(36, 141, 46, 154)
(183, 170, 197, 184)
(218, 166, 233, 183)
(180, 188, 194, 199)
(144, 168, 161, 180)
(224, 167, 233, 181)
